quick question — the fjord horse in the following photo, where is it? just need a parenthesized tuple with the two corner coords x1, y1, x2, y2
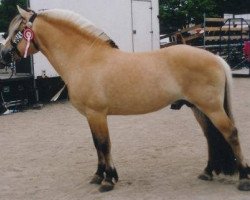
(1, 6, 250, 192)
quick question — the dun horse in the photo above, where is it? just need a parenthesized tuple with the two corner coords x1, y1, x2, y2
(1, 6, 250, 192)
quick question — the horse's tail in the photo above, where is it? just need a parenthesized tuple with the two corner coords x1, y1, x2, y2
(192, 56, 238, 175)
(218, 56, 234, 123)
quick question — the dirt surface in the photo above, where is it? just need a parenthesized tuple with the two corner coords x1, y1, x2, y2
(0, 78, 250, 200)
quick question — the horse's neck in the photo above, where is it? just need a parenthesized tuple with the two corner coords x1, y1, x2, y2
(34, 17, 109, 83)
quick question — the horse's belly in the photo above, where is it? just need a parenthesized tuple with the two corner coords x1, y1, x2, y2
(105, 72, 182, 115)
(107, 91, 177, 115)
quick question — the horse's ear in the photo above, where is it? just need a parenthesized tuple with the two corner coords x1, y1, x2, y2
(17, 5, 31, 20)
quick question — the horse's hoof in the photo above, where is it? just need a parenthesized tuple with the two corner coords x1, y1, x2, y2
(99, 180, 114, 192)
(90, 174, 104, 185)
(238, 179, 250, 191)
(198, 172, 213, 181)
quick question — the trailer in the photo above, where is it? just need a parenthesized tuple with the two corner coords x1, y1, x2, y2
(0, 0, 160, 113)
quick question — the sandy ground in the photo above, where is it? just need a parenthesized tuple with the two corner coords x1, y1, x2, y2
(0, 78, 250, 200)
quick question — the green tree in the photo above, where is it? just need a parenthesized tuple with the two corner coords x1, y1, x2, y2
(159, 0, 217, 34)
(0, 0, 28, 32)
(159, 0, 250, 34)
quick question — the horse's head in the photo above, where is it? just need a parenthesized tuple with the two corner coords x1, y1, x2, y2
(0, 6, 39, 65)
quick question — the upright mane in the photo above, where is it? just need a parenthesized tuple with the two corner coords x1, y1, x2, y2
(39, 9, 114, 45)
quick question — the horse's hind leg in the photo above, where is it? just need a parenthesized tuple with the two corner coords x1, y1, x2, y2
(199, 105, 250, 190)
(191, 107, 237, 180)
(86, 110, 118, 192)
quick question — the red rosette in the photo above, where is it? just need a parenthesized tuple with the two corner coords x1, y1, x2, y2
(23, 28, 34, 41)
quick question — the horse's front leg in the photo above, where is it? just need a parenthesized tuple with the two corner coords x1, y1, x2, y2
(86, 110, 118, 192)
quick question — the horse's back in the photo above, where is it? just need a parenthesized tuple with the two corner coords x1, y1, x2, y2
(158, 45, 226, 85)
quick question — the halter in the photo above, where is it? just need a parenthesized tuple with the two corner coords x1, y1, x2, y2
(9, 11, 39, 60)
